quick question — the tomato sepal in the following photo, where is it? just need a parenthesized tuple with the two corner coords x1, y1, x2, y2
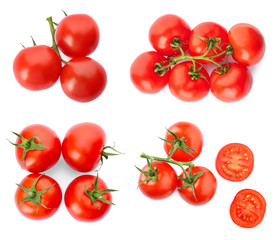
(136, 159, 159, 187)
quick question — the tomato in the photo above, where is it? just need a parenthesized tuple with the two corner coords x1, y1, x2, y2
(210, 62, 253, 102)
(163, 121, 203, 162)
(13, 45, 61, 91)
(168, 61, 210, 102)
(230, 189, 266, 228)
(130, 51, 170, 94)
(15, 174, 62, 220)
(188, 22, 228, 64)
(55, 14, 99, 58)
(60, 57, 107, 102)
(138, 161, 177, 200)
(64, 174, 113, 222)
(216, 143, 254, 182)
(62, 122, 106, 172)
(148, 14, 191, 56)
(177, 166, 217, 205)
(228, 23, 265, 66)
(11, 124, 61, 173)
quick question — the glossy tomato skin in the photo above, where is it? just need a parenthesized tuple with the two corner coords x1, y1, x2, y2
(177, 166, 217, 206)
(15, 124, 61, 173)
(138, 161, 177, 200)
(210, 62, 253, 102)
(62, 122, 106, 172)
(55, 14, 99, 58)
(149, 14, 191, 56)
(228, 23, 265, 66)
(168, 61, 210, 102)
(15, 174, 62, 220)
(164, 121, 203, 162)
(130, 51, 170, 94)
(60, 57, 107, 102)
(13, 45, 62, 91)
(65, 175, 112, 222)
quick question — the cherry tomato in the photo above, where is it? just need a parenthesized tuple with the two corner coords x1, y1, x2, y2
(138, 161, 177, 200)
(230, 189, 266, 228)
(149, 14, 191, 56)
(62, 122, 106, 172)
(168, 61, 210, 102)
(13, 45, 61, 91)
(64, 175, 113, 222)
(55, 14, 99, 58)
(15, 174, 62, 220)
(177, 166, 217, 205)
(228, 23, 265, 66)
(130, 51, 170, 94)
(60, 57, 107, 102)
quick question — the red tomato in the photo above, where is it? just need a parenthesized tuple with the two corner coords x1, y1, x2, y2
(60, 57, 107, 102)
(13, 124, 61, 173)
(188, 22, 228, 64)
(130, 51, 170, 94)
(62, 122, 106, 172)
(138, 161, 177, 200)
(163, 121, 203, 162)
(15, 174, 62, 220)
(149, 14, 191, 56)
(64, 175, 113, 222)
(13, 45, 61, 91)
(230, 189, 266, 228)
(228, 23, 265, 66)
(55, 14, 99, 58)
(177, 166, 217, 205)
(168, 61, 210, 102)
(216, 143, 254, 182)
(210, 62, 253, 102)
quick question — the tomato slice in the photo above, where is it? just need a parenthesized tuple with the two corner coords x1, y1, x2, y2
(216, 143, 254, 181)
(230, 189, 266, 228)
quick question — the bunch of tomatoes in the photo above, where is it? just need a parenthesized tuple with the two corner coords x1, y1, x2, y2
(130, 14, 265, 102)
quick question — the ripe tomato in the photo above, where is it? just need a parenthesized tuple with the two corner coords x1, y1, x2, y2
(55, 14, 99, 58)
(62, 122, 106, 172)
(15, 174, 62, 220)
(60, 57, 107, 102)
(210, 62, 253, 102)
(230, 189, 266, 228)
(228, 23, 265, 66)
(163, 121, 203, 162)
(188, 22, 228, 64)
(12, 124, 61, 173)
(216, 143, 254, 182)
(148, 14, 191, 56)
(130, 51, 170, 94)
(13, 45, 61, 91)
(177, 166, 217, 205)
(64, 174, 113, 222)
(138, 161, 177, 200)
(168, 61, 210, 102)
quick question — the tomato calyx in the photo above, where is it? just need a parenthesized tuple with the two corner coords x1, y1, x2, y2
(170, 37, 187, 55)
(213, 62, 230, 75)
(136, 159, 159, 187)
(100, 144, 123, 166)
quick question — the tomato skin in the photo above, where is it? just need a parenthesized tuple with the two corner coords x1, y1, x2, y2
(62, 122, 106, 172)
(130, 51, 170, 94)
(55, 14, 99, 58)
(228, 23, 265, 66)
(168, 61, 210, 102)
(15, 174, 62, 220)
(177, 166, 217, 206)
(13, 45, 62, 91)
(15, 124, 61, 173)
(138, 161, 177, 200)
(60, 57, 107, 102)
(210, 62, 253, 102)
(149, 14, 191, 56)
(64, 175, 112, 222)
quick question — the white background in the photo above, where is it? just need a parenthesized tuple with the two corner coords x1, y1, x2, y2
(0, 0, 279, 238)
